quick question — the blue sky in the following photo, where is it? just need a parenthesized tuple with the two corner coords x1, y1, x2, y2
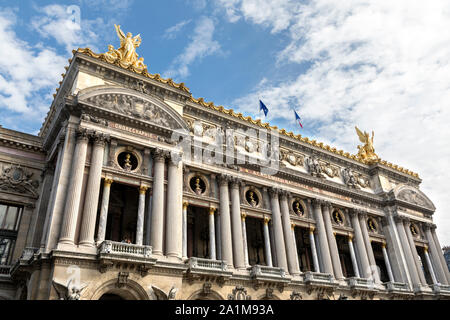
(0, 0, 449, 245)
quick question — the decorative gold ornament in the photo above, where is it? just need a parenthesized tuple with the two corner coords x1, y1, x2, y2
(209, 207, 216, 215)
(355, 126, 379, 164)
(104, 178, 113, 186)
(139, 186, 148, 194)
(123, 153, 133, 171)
(183, 201, 189, 210)
(194, 177, 202, 195)
(264, 217, 271, 225)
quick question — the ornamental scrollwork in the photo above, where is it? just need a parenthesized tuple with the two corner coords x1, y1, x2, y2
(0, 165, 40, 197)
(228, 286, 251, 300)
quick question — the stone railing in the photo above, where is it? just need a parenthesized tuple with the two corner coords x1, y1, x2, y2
(304, 271, 334, 284)
(0, 265, 10, 276)
(431, 283, 450, 295)
(98, 240, 152, 258)
(347, 277, 376, 290)
(250, 265, 286, 279)
(188, 257, 228, 271)
(386, 281, 410, 292)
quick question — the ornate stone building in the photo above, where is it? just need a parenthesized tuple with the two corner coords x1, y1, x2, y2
(0, 27, 449, 300)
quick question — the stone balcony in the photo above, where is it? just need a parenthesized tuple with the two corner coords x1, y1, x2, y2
(186, 257, 233, 279)
(347, 277, 378, 291)
(97, 240, 157, 272)
(386, 281, 411, 293)
(431, 283, 450, 296)
(250, 265, 289, 283)
(303, 271, 336, 288)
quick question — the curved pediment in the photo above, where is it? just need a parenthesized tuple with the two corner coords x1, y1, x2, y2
(76, 86, 189, 131)
(393, 184, 435, 211)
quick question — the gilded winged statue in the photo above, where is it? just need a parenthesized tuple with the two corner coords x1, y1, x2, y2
(102, 25, 147, 72)
(355, 126, 379, 163)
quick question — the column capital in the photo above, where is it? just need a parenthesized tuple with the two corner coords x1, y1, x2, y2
(424, 245, 429, 252)
(153, 148, 168, 162)
(218, 174, 231, 186)
(230, 177, 242, 189)
(183, 201, 189, 210)
(269, 187, 281, 198)
(104, 178, 113, 187)
(321, 200, 333, 210)
(381, 241, 387, 249)
(309, 226, 315, 234)
(291, 222, 296, 230)
(348, 234, 353, 241)
(311, 198, 324, 207)
(75, 127, 90, 142)
(168, 152, 182, 166)
(241, 212, 247, 221)
(264, 216, 271, 225)
(279, 189, 290, 200)
(139, 185, 148, 194)
(90, 131, 109, 146)
(209, 207, 216, 215)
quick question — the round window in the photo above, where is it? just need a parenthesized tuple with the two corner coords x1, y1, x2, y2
(332, 210, 344, 225)
(190, 176, 206, 195)
(292, 200, 305, 217)
(245, 190, 259, 207)
(118, 152, 138, 172)
(367, 218, 378, 233)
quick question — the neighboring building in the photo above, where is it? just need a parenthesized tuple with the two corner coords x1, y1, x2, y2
(444, 247, 450, 272)
(0, 27, 449, 300)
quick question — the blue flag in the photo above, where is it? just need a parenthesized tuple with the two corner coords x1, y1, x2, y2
(294, 110, 303, 128)
(259, 100, 269, 117)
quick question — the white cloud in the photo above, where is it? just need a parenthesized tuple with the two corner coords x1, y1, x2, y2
(163, 19, 192, 40)
(165, 16, 221, 79)
(0, 9, 66, 118)
(217, 0, 450, 245)
(31, 4, 104, 53)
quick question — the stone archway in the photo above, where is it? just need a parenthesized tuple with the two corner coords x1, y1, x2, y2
(186, 289, 224, 300)
(90, 278, 151, 300)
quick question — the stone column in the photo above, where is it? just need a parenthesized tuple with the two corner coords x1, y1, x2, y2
(145, 192, 152, 246)
(279, 192, 300, 275)
(215, 212, 222, 260)
(322, 203, 343, 279)
(58, 129, 89, 246)
(79, 133, 107, 247)
(350, 210, 371, 278)
(182, 201, 188, 258)
(96, 178, 113, 243)
(424, 245, 438, 285)
(395, 216, 421, 289)
(209, 207, 217, 260)
(312, 199, 334, 275)
(430, 226, 450, 284)
(263, 217, 273, 267)
(219, 175, 233, 267)
(150, 149, 166, 255)
(308, 227, 320, 273)
(424, 224, 448, 285)
(269, 188, 288, 271)
(136, 186, 147, 245)
(291, 223, 300, 273)
(348, 235, 360, 278)
(381, 242, 395, 283)
(230, 179, 245, 269)
(404, 220, 427, 286)
(241, 212, 249, 267)
(359, 213, 381, 283)
(165, 156, 183, 259)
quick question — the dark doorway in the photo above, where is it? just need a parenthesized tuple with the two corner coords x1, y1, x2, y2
(293, 227, 313, 272)
(99, 293, 125, 300)
(245, 217, 266, 266)
(187, 206, 210, 258)
(335, 235, 356, 278)
(371, 242, 390, 283)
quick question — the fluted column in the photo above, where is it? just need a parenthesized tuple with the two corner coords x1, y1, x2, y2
(308, 227, 320, 273)
(230, 179, 245, 269)
(424, 224, 448, 285)
(58, 129, 89, 246)
(430, 226, 450, 284)
(404, 220, 427, 286)
(209, 207, 216, 260)
(219, 175, 233, 267)
(241, 212, 249, 267)
(136, 186, 147, 245)
(359, 213, 381, 283)
(312, 199, 333, 275)
(348, 235, 360, 278)
(165, 156, 183, 259)
(269, 188, 288, 271)
(96, 178, 113, 243)
(395, 216, 421, 289)
(322, 203, 343, 279)
(182, 201, 188, 258)
(215, 212, 222, 260)
(291, 223, 300, 273)
(150, 150, 166, 255)
(280, 193, 299, 275)
(381, 242, 394, 283)
(79, 134, 107, 247)
(350, 210, 371, 278)
(263, 217, 273, 267)
(424, 246, 438, 285)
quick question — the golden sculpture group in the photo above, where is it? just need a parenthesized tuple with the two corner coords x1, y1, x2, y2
(355, 126, 379, 164)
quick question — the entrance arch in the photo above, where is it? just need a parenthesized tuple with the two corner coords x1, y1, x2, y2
(90, 279, 150, 300)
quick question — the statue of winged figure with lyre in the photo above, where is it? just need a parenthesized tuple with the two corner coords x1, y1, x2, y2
(355, 126, 379, 164)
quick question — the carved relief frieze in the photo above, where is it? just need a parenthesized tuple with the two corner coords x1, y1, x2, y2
(319, 160, 340, 178)
(306, 156, 325, 178)
(280, 149, 305, 167)
(0, 164, 40, 197)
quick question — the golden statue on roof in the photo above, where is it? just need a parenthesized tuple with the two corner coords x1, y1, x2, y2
(355, 126, 379, 164)
(102, 24, 147, 72)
